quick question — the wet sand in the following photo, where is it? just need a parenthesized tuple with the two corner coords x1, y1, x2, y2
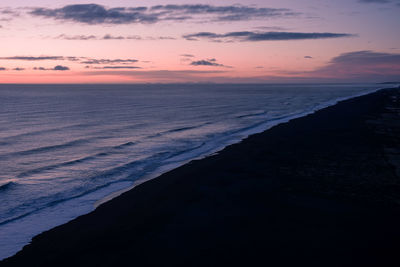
(2, 87, 400, 267)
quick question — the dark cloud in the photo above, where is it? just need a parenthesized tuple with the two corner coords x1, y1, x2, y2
(191, 60, 218, 66)
(150, 4, 298, 22)
(181, 54, 195, 57)
(81, 58, 139, 65)
(304, 56, 313, 59)
(54, 65, 70, 71)
(190, 58, 231, 68)
(183, 31, 356, 42)
(281, 50, 400, 82)
(13, 67, 25, 71)
(29, 4, 299, 25)
(34, 65, 70, 71)
(30, 4, 155, 24)
(358, 0, 391, 3)
(329, 50, 400, 65)
(0, 67, 6, 71)
(358, 0, 400, 5)
(103, 34, 126, 40)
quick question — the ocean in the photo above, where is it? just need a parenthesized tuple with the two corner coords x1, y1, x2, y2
(0, 83, 383, 259)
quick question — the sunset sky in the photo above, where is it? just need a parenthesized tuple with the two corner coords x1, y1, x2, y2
(0, 0, 399, 83)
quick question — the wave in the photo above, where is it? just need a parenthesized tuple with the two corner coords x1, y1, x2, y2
(17, 141, 139, 178)
(235, 110, 267, 119)
(0, 123, 92, 144)
(2, 141, 212, 226)
(0, 179, 123, 226)
(113, 141, 137, 150)
(0, 138, 91, 160)
(1, 152, 166, 226)
(0, 180, 17, 192)
(147, 122, 212, 139)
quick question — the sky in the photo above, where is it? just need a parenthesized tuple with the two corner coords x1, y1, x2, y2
(0, 0, 399, 83)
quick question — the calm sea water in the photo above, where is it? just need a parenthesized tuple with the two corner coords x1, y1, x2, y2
(0, 83, 383, 259)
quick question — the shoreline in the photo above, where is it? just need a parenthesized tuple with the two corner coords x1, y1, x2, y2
(95, 85, 390, 208)
(2, 86, 400, 266)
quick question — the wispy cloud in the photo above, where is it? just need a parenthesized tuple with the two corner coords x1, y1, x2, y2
(0, 56, 140, 67)
(0, 8, 19, 16)
(0, 56, 65, 61)
(81, 58, 139, 65)
(56, 34, 97, 40)
(180, 54, 195, 62)
(183, 31, 356, 42)
(253, 26, 289, 31)
(55, 34, 175, 41)
(89, 66, 142, 69)
(0, 56, 82, 62)
(0, 7, 20, 21)
(29, 4, 300, 25)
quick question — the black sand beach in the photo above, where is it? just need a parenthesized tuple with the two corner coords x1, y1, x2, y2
(2, 87, 400, 267)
